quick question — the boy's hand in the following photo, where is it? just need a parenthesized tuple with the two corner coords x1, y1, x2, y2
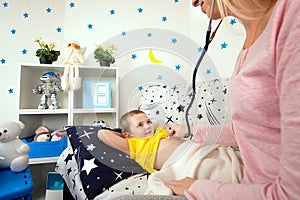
(169, 124, 188, 138)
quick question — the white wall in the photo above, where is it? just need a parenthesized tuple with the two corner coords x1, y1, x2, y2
(0, 0, 245, 123)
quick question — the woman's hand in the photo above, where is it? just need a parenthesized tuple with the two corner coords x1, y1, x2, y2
(166, 177, 197, 195)
(169, 123, 188, 138)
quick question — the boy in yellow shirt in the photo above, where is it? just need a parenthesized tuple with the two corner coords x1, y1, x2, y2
(98, 109, 243, 195)
(98, 109, 184, 173)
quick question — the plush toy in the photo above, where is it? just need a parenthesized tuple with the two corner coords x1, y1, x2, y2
(92, 120, 107, 127)
(32, 71, 62, 110)
(0, 121, 30, 172)
(34, 126, 51, 142)
(61, 40, 86, 91)
(34, 126, 67, 142)
(50, 129, 67, 141)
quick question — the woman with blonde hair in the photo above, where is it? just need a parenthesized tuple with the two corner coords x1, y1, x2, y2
(167, 0, 300, 199)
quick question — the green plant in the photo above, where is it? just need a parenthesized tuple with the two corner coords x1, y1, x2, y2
(33, 36, 60, 62)
(94, 42, 117, 64)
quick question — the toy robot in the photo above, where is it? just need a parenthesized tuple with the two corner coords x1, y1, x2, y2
(33, 72, 61, 109)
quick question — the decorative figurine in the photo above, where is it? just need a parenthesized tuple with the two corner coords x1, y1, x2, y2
(32, 71, 61, 109)
(61, 40, 86, 91)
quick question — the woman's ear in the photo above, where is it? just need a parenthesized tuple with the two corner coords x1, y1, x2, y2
(122, 132, 132, 138)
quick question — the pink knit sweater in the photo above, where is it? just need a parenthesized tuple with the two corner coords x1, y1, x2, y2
(185, 0, 300, 199)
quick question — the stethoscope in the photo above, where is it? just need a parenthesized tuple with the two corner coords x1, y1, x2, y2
(185, 0, 223, 138)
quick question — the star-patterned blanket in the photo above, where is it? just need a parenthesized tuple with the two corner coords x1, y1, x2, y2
(56, 126, 146, 199)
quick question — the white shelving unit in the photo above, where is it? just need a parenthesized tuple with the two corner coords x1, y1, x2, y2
(18, 63, 119, 198)
(18, 63, 119, 139)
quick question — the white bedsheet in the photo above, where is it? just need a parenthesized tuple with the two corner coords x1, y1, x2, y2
(145, 140, 244, 195)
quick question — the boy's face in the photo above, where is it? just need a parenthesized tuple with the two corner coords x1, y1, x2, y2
(128, 113, 154, 138)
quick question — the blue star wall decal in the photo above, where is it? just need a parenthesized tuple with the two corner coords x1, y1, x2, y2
(171, 38, 177, 44)
(87, 24, 93, 29)
(8, 88, 13, 94)
(69, 2, 75, 8)
(131, 54, 137, 59)
(206, 69, 212, 75)
(110, 9, 116, 15)
(121, 31, 126, 36)
(162, 16, 167, 22)
(147, 33, 152, 37)
(2, 2, 8, 7)
(175, 65, 181, 71)
(11, 29, 16, 34)
(23, 12, 29, 18)
(138, 86, 143, 91)
(221, 42, 228, 49)
(198, 47, 203, 52)
(174, 0, 180, 3)
(137, 7, 143, 13)
(1, 58, 6, 64)
(157, 75, 163, 80)
(46, 7, 52, 13)
(230, 18, 237, 25)
(22, 49, 27, 55)
(56, 27, 62, 32)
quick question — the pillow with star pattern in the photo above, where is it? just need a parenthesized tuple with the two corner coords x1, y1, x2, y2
(139, 78, 230, 130)
(65, 126, 145, 199)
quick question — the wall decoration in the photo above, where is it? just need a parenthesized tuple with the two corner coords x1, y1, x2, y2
(0, 0, 244, 124)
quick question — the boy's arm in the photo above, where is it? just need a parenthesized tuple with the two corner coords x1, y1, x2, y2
(97, 129, 130, 155)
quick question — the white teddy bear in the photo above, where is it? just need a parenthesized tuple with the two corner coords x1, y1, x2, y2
(61, 40, 86, 91)
(0, 121, 30, 172)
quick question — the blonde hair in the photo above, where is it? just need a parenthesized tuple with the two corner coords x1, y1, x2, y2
(120, 109, 146, 132)
(216, 0, 276, 20)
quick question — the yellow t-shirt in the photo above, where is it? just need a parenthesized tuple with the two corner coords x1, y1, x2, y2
(127, 128, 168, 173)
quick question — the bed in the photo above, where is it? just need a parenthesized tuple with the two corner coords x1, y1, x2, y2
(55, 78, 236, 200)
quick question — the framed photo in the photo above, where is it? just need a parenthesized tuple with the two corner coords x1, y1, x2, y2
(83, 81, 112, 108)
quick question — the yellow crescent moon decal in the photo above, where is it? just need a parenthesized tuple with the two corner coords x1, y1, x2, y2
(149, 48, 162, 64)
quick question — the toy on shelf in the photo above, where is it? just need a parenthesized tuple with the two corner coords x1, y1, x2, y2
(32, 71, 62, 110)
(34, 126, 51, 142)
(0, 121, 30, 172)
(92, 120, 107, 128)
(34, 126, 67, 142)
(61, 40, 86, 91)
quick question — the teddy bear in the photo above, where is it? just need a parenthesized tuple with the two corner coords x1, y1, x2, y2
(0, 121, 30, 172)
(60, 40, 86, 91)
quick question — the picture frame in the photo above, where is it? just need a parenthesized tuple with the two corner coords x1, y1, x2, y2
(82, 81, 112, 108)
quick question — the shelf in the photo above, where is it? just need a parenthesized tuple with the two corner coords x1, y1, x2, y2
(19, 109, 68, 115)
(29, 157, 59, 165)
(19, 62, 119, 154)
(72, 108, 117, 114)
(20, 63, 64, 70)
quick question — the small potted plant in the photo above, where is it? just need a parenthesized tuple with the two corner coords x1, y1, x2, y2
(94, 42, 117, 66)
(33, 36, 60, 64)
